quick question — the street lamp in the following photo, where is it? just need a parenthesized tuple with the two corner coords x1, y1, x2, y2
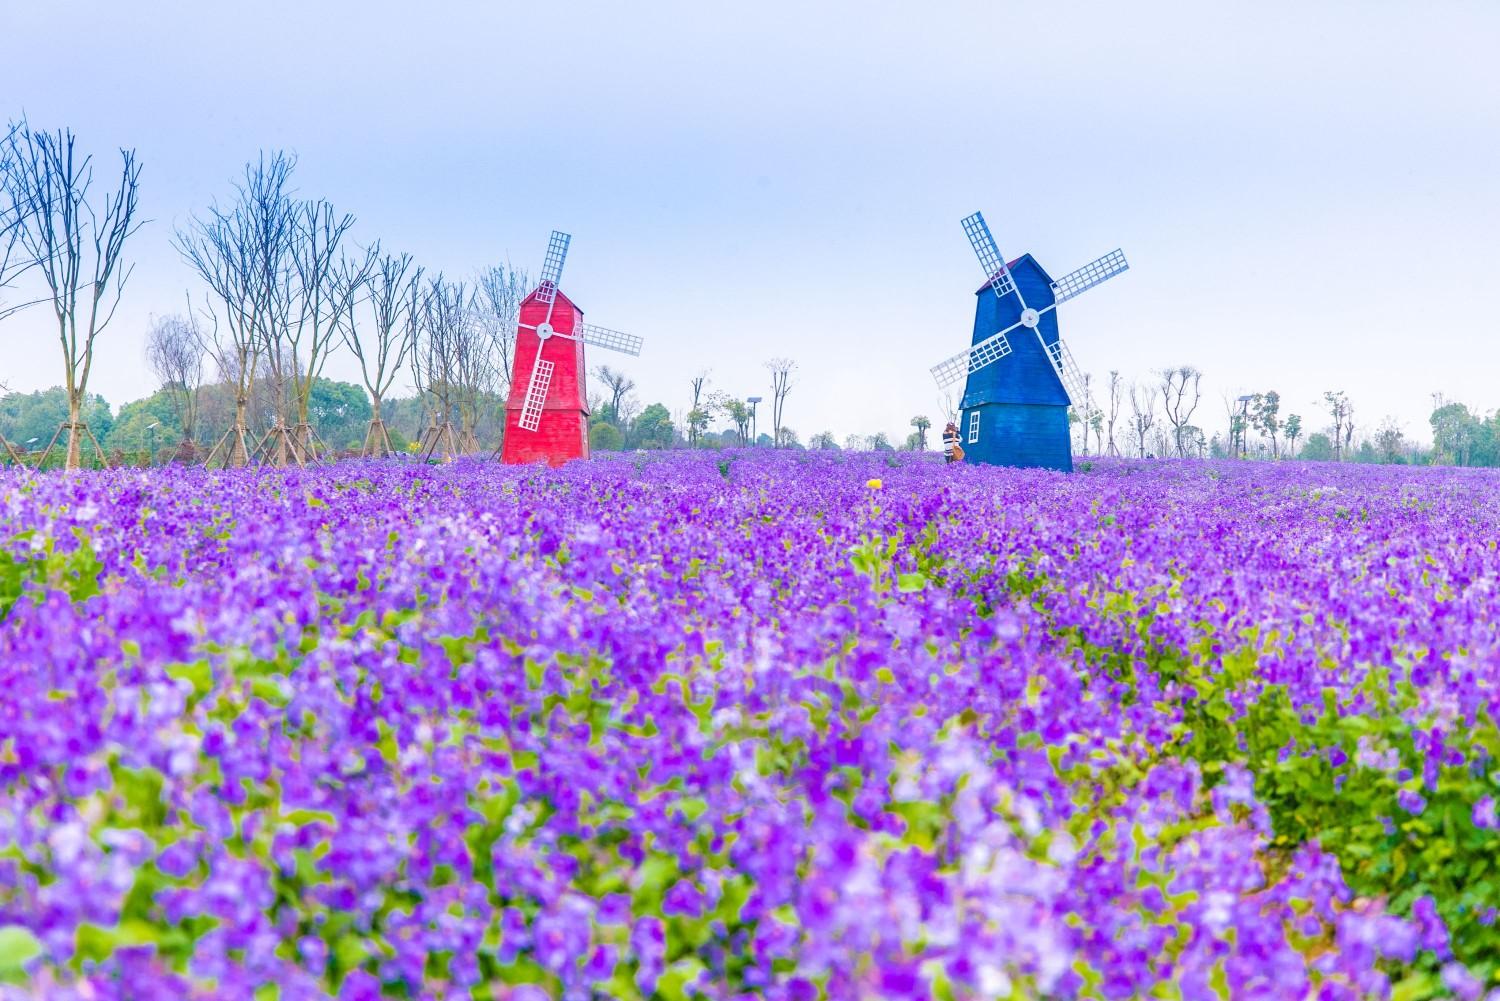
(746, 397, 762, 446)
(146, 422, 161, 467)
(1235, 395, 1254, 460)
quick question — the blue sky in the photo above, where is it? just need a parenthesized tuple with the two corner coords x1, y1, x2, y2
(2, 0, 1497, 447)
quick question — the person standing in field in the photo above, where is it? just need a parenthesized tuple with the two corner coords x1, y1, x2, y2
(943, 421, 964, 463)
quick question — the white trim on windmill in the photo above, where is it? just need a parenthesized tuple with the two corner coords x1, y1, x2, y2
(968, 411, 980, 443)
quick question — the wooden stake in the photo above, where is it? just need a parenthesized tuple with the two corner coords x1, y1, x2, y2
(2, 436, 25, 466)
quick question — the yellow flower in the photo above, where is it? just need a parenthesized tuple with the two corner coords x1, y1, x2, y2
(866, 478, 883, 490)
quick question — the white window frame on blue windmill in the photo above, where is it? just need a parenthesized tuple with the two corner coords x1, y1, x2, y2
(967, 411, 980, 444)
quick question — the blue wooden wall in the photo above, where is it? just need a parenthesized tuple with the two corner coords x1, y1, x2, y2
(959, 255, 1074, 471)
(964, 403, 1073, 472)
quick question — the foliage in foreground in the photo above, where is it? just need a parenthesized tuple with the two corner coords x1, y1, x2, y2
(3, 454, 1500, 999)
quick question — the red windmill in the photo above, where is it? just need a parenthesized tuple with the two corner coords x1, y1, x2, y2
(499, 230, 643, 466)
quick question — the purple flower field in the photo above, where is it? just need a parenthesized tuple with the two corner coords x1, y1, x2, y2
(4, 452, 1500, 999)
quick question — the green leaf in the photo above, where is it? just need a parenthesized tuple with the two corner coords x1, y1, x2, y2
(0, 925, 43, 981)
(282, 809, 337, 828)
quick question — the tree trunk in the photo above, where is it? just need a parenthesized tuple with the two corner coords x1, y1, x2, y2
(232, 395, 250, 467)
(66, 394, 83, 471)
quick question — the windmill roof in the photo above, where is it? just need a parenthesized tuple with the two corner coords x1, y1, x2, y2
(974, 253, 1052, 295)
(521, 283, 583, 314)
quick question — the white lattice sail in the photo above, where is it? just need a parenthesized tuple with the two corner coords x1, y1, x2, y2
(518, 360, 554, 431)
(930, 329, 1014, 389)
(534, 231, 571, 305)
(580, 324, 643, 357)
(962, 211, 1020, 301)
(1050, 249, 1129, 304)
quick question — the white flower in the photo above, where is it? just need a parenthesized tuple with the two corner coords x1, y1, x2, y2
(978, 964, 1013, 996)
(1201, 890, 1235, 933)
(49, 822, 90, 866)
(167, 733, 202, 777)
(1046, 831, 1078, 865)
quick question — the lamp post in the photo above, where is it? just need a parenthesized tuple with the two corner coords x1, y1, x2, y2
(1235, 395, 1254, 460)
(746, 397, 762, 446)
(24, 438, 38, 468)
(146, 422, 160, 467)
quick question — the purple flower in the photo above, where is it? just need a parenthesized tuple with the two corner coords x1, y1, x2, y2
(1412, 895, 1451, 959)
(1442, 962, 1483, 1001)
(8, 452, 1500, 995)
(631, 917, 666, 994)
(662, 880, 708, 918)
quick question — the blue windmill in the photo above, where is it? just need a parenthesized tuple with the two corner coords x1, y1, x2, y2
(930, 211, 1129, 471)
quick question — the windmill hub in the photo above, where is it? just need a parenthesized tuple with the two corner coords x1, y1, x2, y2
(535, 321, 555, 341)
(1019, 307, 1041, 329)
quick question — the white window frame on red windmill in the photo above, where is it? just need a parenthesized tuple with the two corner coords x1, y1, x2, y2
(967, 411, 980, 443)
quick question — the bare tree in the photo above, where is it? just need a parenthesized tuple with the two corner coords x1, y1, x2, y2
(145, 311, 205, 457)
(688, 370, 710, 447)
(474, 262, 530, 401)
(345, 250, 421, 457)
(0, 121, 37, 317)
(5, 122, 143, 469)
(1128, 382, 1157, 457)
(407, 287, 439, 451)
(449, 288, 494, 453)
(176, 153, 297, 467)
(1158, 366, 1202, 458)
(766, 358, 796, 448)
(617, 393, 643, 431)
(1106, 371, 1123, 456)
(1324, 390, 1352, 461)
(1221, 391, 1249, 459)
(938, 388, 961, 427)
(1375, 417, 1405, 462)
(0, 123, 29, 463)
(256, 251, 299, 461)
(594, 365, 635, 426)
(412, 276, 470, 459)
(287, 200, 362, 457)
(1074, 372, 1096, 454)
(249, 196, 360, 465)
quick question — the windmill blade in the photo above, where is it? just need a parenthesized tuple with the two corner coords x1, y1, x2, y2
(1036, 332, 1093, 412)
(929, 318, 1025, 389)
(533, 230, 572, 306)
(1050, 249, 1129, 304)
(518, 353, 556, 432)
(579, 323, 643, 357)
(962, 211, 1026, 308)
